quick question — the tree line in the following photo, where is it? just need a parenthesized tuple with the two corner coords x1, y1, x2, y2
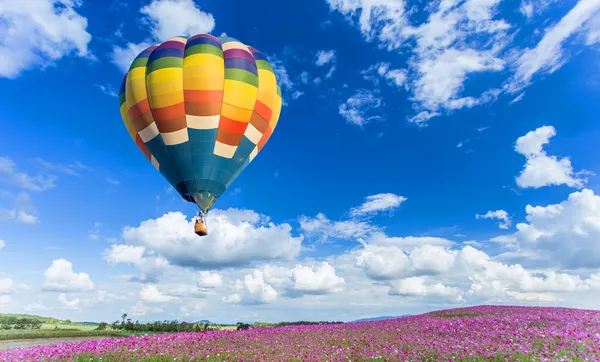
(107, 314, 217, 333)
(0, 316, 43, 330)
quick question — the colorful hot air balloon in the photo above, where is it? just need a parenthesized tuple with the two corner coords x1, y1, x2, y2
(118, 34, 282, 236)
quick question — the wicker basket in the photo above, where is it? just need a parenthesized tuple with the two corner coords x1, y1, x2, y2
(195, 219, 208, 236)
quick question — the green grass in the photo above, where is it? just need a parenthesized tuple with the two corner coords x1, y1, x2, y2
(0, 329, 154, 341)
(40, 323, 97, 331)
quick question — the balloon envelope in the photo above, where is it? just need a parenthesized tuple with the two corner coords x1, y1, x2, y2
(118, 34, 282, 213)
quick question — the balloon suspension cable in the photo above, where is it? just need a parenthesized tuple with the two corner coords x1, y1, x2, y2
(198, 209, 207, 228)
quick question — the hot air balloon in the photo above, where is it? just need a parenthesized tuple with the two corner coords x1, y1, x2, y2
(118, 34, 282, 236)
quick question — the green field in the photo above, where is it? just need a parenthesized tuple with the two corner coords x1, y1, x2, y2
(0, 313, 238, 341)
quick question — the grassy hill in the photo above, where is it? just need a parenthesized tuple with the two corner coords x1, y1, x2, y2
(0, 313, 67, 324)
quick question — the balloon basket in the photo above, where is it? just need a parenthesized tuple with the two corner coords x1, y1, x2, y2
(195, 218, 208, 236)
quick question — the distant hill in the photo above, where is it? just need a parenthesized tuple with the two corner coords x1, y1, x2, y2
(74, 321, 100, 326)
(193, 320, 213, 324)
(0, 313, 65, 324)
(351, 315, 409, 323)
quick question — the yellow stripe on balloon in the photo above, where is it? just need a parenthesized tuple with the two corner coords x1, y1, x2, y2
(146, 68, 183, 84)
(183, 77, 223, 91)
(148, 91, 184, 108)
(221, 103, 253, 122)
(183, 53, 224, 70)
(223, 80, 258, 110)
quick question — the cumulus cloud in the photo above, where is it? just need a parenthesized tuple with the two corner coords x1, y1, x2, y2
(515, 126, 588, 189)
(140, 285, 177, 303)
(104, 244, 169, 282)
(290, 262, 345, 294)
(104, 244, 145, 265)
(58, 293, 80, 310)
(224, 270, 278, 305)
(43, 259, 94, 292)
(476, 210, 512, 229)
(120, 209, 302, 269)
(111, 0, 216, 73)
(494, 188, 600, 269)
(225, 261, 345, 304)
(197, 271, 222, 289)
(347, 235, 600, 304)
(0, 0, 92, 78)
(349, 193, 407, 217)
(338, 89, 383, 127)
(140, 0, 215, 42)
(388, 277, 459, 298)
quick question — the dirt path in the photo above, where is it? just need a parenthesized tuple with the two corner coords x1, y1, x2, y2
(0, 337, 112, 352)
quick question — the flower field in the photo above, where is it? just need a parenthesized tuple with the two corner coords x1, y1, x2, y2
(1, 305, 599, 361)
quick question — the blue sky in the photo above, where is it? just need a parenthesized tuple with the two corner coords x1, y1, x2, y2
(1, 0, 600, 324)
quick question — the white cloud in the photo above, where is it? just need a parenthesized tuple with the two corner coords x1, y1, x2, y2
(348, 234, 600, 304)
(58, 293, 80, 310)
(520, 1, 534, 19)
(104, 244, 145, 265)
(197, 271, 222, 289)
(140, 285, 177, 303)
(121, 209, 302, 269)
(349, 193, 407, 217)
(111, 0, 215, 73)
(224, 270, 278, 305)
(140, 0, 215, 42)
(515, 126, 588, 189)
(43, 259, 94, 292)
(106, 178, 121, 185)
(0, 295, 10, 307)
(338, 89, 383, 126)
(388, 277, 459, 298)
(367, 232, 455, 248)
(111, 41, 152, 74)
(410, 49, 504, 114)
(325, 0, 409, 50)
(0, 0, 92, 78)
(95, 84, 118, 98)
(0, 157, 56, 192)
(270, 56, 303, 105)
(509, 93, 525, 105)
(327, 1, 600, 125)
(104, 244, 169, 282)
(409, 111, 439, 127)
(315, 50, 336, 66)
(88, 222, 102, 240)
(299, 213, 377, 240)
(131, 301, 163, 316)
(476, 209, 512, 229)
(0, 239, 4, 250)
(495, 188, 600, 269)
(0, 277, 13, 294)
(508, 0, 600, 92)
(290, 262, 345, 294)
(0, 208, 38, 224)
(362, 63, 407, 88)
(34, 158, 89, 177)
